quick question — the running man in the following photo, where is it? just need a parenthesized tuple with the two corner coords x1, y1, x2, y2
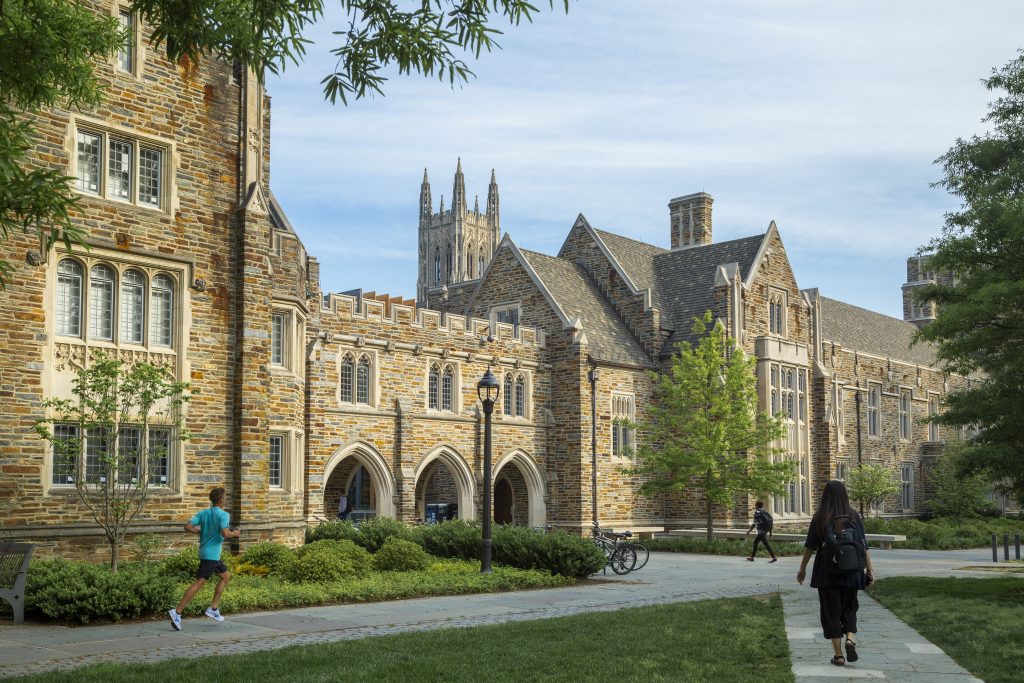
(168, 486, 240, 630)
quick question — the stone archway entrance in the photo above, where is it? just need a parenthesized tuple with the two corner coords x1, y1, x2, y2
(413, 446, 476, 522)
(494, 478, 514, 524)
(323, 442, 396, 520)
(492, 450, 546, 528)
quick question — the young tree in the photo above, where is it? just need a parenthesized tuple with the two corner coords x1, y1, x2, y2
(915, 52, 1024, 504)
(2, 1, 570, 285)
(626, 312, 793, 542)
(845, 463, 900, 517)
(926, 439, 993, 520)
(0, 0, 123, 286)
(35, 355, 190, 571)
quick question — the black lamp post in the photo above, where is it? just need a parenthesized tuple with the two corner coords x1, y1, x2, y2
(588, 364, 600, 527)
(477, 366, 500, 574)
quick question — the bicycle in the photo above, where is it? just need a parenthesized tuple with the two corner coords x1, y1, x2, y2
(591, 522, 637, 575)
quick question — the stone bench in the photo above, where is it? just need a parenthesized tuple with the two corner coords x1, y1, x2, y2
(0, 542, 34, 625)
(610, 526, 665, 541)
(666, 528, 906, 549)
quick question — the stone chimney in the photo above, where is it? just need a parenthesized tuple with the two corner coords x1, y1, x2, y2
(669, 192, 713, 249)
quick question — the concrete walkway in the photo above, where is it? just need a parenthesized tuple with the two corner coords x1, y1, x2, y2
(0, 548, 996, 680)
(782, 588, 982, 683)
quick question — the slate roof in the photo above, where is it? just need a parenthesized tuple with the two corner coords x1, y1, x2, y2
(819, 297, 939, 368)
(591, 227, 766, 354)
(518, 248, 655, 368)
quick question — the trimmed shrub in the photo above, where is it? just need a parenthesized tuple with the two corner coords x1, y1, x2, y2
(354, 516, 408, 553)
(241, 541, 297, 576)
(305, 520, 361, 544)
(409, 519, 481, 560)
(26, 559, 177, 624)
(160, 545, 200, 580)
(234, 563, 270, 577)
(494, 525, 606, 577)
(373, 537, 432, 572)
(287, 540, 373, 583)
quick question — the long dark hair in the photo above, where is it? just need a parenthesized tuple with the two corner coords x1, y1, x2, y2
(812, 480, 858, 537)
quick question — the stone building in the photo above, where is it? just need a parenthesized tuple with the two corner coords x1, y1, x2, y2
(0, 3, 967, 559)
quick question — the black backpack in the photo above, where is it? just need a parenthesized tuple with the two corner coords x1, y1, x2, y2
(824, 515, 866, 575)
(757, 509, 774, 533)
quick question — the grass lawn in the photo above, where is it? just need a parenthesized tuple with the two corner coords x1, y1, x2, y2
(870, 577, 1024, 683)
(13, 595, 792, 683)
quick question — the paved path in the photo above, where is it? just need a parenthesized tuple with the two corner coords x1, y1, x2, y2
(0, 547, 996, 679)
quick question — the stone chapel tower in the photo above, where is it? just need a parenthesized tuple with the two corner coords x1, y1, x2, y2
(417, 160, 500, 303)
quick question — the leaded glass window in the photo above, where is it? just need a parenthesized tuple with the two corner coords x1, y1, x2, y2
(428, 364, 440, 410)
(108, 138, 133, 201)
(340, 354, 354, 402)
(150, 274, 173, 347)
(503, 373, 512, 415)
(118, 11, 135, 73)
(441, 365, 454, 411)
(76, 132, 101, 194)
(117, 426, 142, 484)
(57, 259, 83, 337)
(139, 147, 162, 207)
(271, 313, 285, 365)
(356, 355, 370, 404)
(88, 264, 115, 341)
(52, 424, 80, 485)
(269, 435, 283, 488)
(148, 427, 171, 486)
(515, 376, 525, 417)
(120, 269, 145, 343)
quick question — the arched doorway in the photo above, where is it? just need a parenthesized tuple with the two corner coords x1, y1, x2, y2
(414, 446, 475, 522)
(323, 442, 396, 520)
(494, 478, 514, 524)
(492, 449, 546, 527)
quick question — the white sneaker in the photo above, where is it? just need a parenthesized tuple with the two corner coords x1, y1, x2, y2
(168, 609, 182, 631)
(204, 607, 225, 622)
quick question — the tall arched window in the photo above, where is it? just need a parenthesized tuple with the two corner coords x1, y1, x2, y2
(88, 264, 115, 341)
(503, 373, 513, 415)
(466, 242, 474, 278)
(120, 269, 146, 343)
(150, 274, 174, 347)
(56, 259, 83, 337)
(515, 376, 526, 417)
(428, 363, 440, 410)
(434, 249, 441, 285)
(479, 250, 485, 279)
(441, 365, 454, 411)
(340, 353, 354, 402)
(356, 355, 370, 404)
(445, 243, 453, 282)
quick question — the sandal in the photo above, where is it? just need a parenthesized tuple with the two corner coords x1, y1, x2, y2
(830, 655, 846, 666)
(845, 639, 858, 662)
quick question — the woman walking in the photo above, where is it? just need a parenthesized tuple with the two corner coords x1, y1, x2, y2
(796, 480, 874, 666)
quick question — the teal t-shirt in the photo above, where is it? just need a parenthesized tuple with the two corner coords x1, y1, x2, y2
(190, 506, 231, 560)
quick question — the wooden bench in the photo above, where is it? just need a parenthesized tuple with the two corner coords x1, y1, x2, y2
(0, 543, 34, 625)
(611, 526, 665, 541)
(666, 528, 907, 549)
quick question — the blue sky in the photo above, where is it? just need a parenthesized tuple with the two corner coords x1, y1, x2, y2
(265, 1, 1024, 319)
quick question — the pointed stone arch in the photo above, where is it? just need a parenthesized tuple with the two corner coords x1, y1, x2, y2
(493, 449, 546, 527)
(415, 444, 476, 521)
(324, 440, 396, 518)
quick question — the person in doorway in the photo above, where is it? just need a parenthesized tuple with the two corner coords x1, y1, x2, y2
(745, 500, 777, 562)
(797, 480, 875, 667)
(338, 492, 349, 520)
(168, 486, 240, 631)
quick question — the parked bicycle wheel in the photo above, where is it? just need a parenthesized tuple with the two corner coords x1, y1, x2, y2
(630, 542, 649, 570)
(610, 545, 637, 574)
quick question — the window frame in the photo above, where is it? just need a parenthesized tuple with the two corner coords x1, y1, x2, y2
(48, 423, 178, 492)
(867, 383, 881, 438)
(489, 303, 521, 338)
(928, 393, 940, 442)
(69, 117, 172, 212)
(898, 388, 912, 441)
(900, 462, 914, 510)
(270, 304, 306, 376)
(768, 288, 787, 336)
(610, 391, 636, 459)
(337, 349, 377, 408)
(269, 433, 284, 489)
(426, 361, 459, 413)
(53, 255, 181, 353)
(501, 371, 529, 419)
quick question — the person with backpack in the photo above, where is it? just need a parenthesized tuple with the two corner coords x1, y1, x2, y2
(796, 480, 875, 667)
(745, 500, 777, 562)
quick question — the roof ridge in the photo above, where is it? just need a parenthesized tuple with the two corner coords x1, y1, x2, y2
(592, 228, 668, 253)
(820, 295, 918, 328)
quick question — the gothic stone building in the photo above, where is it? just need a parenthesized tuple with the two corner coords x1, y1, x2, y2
(0, 2, 964, 558)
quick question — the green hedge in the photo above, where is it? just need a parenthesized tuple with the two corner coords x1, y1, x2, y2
(644, 536, 806, 556)
(26, 559, 178, 624)
(373, 537, 432, 572)
(288, 540, 373, 582)
(861, 516, 1024, 550)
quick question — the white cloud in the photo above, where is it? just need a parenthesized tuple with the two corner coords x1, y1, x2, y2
(266, 0, 1024, 315)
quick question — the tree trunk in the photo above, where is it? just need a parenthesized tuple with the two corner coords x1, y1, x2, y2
(110, 539, 120, 572)
(706, 498, 714, 543)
